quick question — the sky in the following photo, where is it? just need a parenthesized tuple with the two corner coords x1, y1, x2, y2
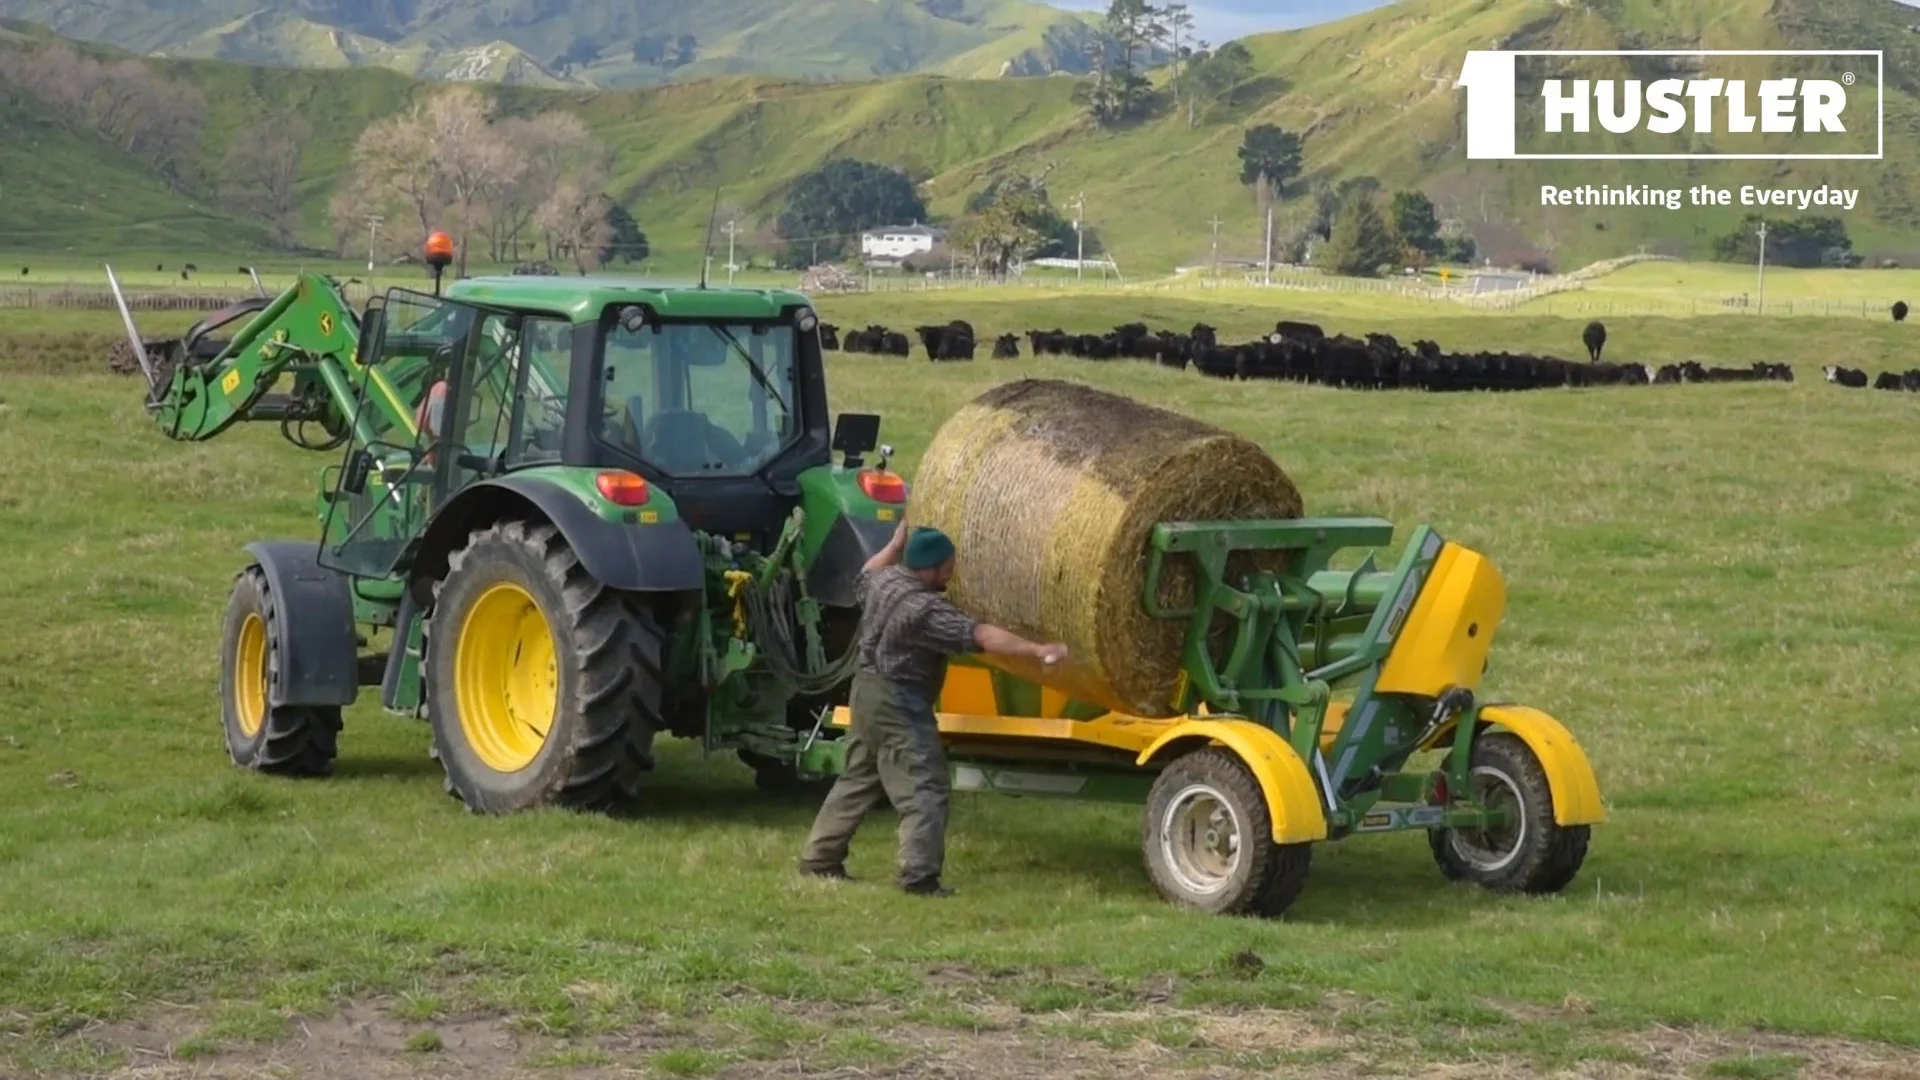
(1045, 0, 1397, 45)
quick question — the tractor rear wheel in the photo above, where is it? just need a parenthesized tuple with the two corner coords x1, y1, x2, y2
(1142, 748, 1313, 917)
(218, 565, 342, 776)
(423, 520, 665, 814)
(1428, 731, 1590, 894)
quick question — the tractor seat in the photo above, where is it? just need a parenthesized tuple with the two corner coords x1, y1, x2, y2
(645, 409, 746, 473)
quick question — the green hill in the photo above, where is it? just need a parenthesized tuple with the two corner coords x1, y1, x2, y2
(2, 0, 1917, 273)
(0, 0, 1111, 88)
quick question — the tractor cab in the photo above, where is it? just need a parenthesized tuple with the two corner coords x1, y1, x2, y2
(591, 299, 833, 545)
(318, 272, 862, 580)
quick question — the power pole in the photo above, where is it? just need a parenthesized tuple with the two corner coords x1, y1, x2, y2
(1069, 193, 1086, 282)
(1209, 215, 1222, 279)
(1264, 206, 1274, 286)
(1754, 219, 1768, 315)
(365, 213, 383, 273)
(722, 218, 741, 285)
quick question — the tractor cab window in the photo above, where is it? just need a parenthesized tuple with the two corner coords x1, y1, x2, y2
(597, 318, 799, 477)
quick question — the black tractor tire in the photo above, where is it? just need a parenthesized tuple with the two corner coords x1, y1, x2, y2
(1428, 731, 1590, 894)
(1142, 748, 1314, 917)
(421, 519, 666, 814)
(218, 564, 342, 776)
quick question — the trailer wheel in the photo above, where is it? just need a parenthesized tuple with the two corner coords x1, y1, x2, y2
(1428, 731, 1590, 894)
(423, 519, 664, 814)
(1142, 748, 1313, 917)
(218, 565, 342, 776)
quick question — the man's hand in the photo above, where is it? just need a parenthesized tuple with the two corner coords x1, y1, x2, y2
(1034, 643, 1069, 666)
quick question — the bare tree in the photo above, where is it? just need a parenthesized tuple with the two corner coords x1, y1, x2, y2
(538, 179, 615, 275)
(223, 113, 311, 247)
(490, 110, 595, 261)
(421, 89, 523, 277)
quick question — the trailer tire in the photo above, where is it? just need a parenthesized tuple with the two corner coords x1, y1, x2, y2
(1142, 748, 1313, 917)
(218, 565, 342, 777)
(1428, 731, 1589, 894)
(423, 519, 664, 814)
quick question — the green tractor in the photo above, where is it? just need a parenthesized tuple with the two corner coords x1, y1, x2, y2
(109, 249, 901, 812)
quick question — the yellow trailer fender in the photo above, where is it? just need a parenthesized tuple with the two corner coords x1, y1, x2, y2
(1434, 704, 1607, 826)
(1136, 720, 1329, 843)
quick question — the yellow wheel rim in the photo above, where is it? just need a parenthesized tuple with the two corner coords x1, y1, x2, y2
(453, 581, 560, 773)
(235, 612, 269, 738)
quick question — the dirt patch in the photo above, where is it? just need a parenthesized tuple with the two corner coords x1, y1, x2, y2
(23, 995, 1920, 1080)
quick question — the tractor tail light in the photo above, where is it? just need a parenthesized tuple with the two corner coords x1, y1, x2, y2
(1431, 770, 1450, 805)
(596, 470, 650, 506)
(858, 469, 906, 503)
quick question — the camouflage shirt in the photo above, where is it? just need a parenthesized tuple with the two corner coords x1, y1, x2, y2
(855, 564, 981, 704)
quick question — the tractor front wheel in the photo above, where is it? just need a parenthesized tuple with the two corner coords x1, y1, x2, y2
(1141, 748, 1313, 917)
(423, 520, 666, 814)
(217, 565, 342, 776)
(1428, 731, 1590, 894)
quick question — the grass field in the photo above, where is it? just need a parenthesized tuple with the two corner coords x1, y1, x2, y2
(2, 283, 1919, 1079)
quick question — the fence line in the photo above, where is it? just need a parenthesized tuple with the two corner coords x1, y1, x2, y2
(0, 262, 1908, 323)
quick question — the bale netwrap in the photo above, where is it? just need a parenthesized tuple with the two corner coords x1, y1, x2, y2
(909, 378, 1303, 717)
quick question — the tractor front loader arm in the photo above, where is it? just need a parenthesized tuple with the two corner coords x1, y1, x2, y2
(111, 268, 387, 446)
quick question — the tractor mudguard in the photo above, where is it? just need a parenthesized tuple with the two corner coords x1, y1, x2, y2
(243, 541, 359, 708)
(1428, 704, 1607, 826)
(805, 512, 898, 606)
(410, 475, 704, 605)
(1137, 719, 1329, 843)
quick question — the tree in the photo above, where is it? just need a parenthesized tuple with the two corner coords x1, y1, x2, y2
(1237, 123, 1302, 191)
(538, 183, 615, 275)
(775, 159, 928, 262)
(1307, 175, 1380, 240)
(490, 110, 598, 261)
(1184, 40, 1251, 126)
(952, 188, 1050, 280)
(672, 34, 697, 67)
(1156, 3, 1197, 105)
(1089, 0, 1163, 126)
(1315, 189, 1399, 277)
(222, 112, 310, 248)
(604, 204, 649, 264)
(1713, 214, 1855, 268)
(1389, 189, 1444, 262)
(328, 87, 605, 278)
(964, 165, 1089, 260)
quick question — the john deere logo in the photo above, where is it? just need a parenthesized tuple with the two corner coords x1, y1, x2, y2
(319, 312, 334, 336)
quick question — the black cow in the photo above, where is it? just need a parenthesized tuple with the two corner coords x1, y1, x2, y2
(1824, 364, 1868, 388)
(1582, 320, 1607, 363)
(992, 333, 1020, 358)
(1894, 301, 1909, 322)
(818, 322, 839, 350)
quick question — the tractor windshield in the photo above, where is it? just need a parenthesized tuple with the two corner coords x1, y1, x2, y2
(598, 318, 801, 477)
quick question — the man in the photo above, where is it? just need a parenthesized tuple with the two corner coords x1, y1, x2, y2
(798, 521, 1068, 896)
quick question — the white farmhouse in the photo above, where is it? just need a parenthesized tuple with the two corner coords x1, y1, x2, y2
(859, 223, 945, 262)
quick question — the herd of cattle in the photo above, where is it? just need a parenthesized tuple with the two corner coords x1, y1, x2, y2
(818, 318, 1802, 392)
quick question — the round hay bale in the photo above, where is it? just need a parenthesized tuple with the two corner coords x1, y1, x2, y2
(909, 377, 1303, 718)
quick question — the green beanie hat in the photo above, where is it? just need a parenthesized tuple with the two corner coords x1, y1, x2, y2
(902, 527, 956, 570)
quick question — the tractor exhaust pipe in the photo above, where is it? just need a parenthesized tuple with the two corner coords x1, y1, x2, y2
(103, 264, 162, 402)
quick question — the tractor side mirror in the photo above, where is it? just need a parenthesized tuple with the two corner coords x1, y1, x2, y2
(878, 443, 894, 471)
(342, 448, 373, 495)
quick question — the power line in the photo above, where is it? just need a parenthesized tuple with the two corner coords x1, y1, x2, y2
(1209, 216, 1222, 277)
